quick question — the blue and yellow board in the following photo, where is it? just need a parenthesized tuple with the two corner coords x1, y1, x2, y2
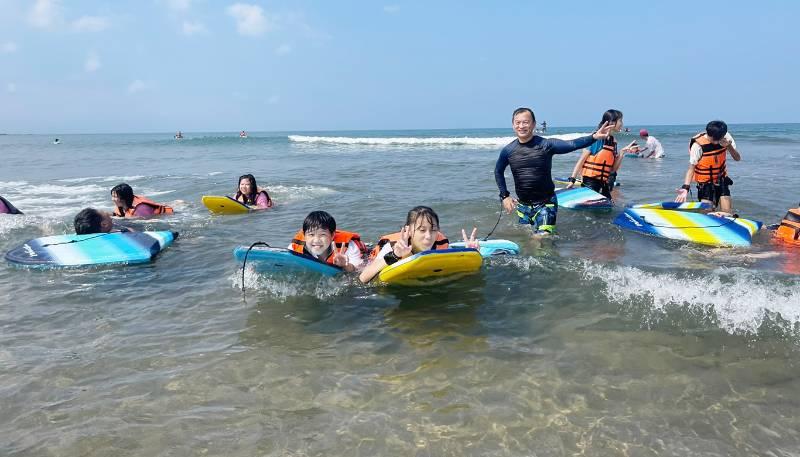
(378, 247, 482, 286)
(629, 202, 712, 211)
(449, 239, 520, 257)
(5, 231, 177, 268)
(233, 246, 343, 276)
(202, 195, 251, 215)
(613, 208, 762, 247)
(555, 187, 613, 210)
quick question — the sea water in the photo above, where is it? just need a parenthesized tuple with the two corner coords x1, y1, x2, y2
(1, 124, 799, 456)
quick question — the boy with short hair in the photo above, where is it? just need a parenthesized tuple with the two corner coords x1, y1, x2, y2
(288, 211, 367, 272)
(675, 120, 741, 213)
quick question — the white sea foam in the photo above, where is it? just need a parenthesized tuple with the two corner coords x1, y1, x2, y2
(288, 133, 590, 147)
(267, 184, 337, 202)
(57, 175, 146, 183)
(582, 262, 800, 334)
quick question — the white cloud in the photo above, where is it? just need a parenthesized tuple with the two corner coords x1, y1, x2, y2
(182, 21, 206, 36)
(227, 3, 269, 37)
(383, 5, 400, 13)
(2, 42, 18, 54)
(28, 0, 61, 28)
(7, 83, 16, 93)
(128, 80, 147, 93)
(72, 16, 110, 32)
(85, 52, 101, 72)
(166, 0, 192, 11)
(275, 44, 291, 55)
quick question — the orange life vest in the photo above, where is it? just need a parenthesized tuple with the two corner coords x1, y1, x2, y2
(368, 231, 450, 260)
(235, 189, 272, 208)
(289, 229, 367, 264)
(690, 133, 728, 184)
(775, 208, 800, 246)
(581, 139, 617, 182)
(113, 195, 174, 217)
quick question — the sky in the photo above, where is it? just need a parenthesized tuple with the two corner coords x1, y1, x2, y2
(0, 0, 797, 133)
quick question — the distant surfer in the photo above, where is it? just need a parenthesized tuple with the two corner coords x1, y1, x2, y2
(233, 174, 273, 209)
(53, 138, 60, 144)
(566, 109, 625, 199)
(541, 121, 547, 132)
(495, 107, 615, 236)
(239, 130, 248, 138)
(0, 195, 23, 214)
(174, 131, 183, 140)
(637, 129, 665, 158)
(111, 183, 174, 218)
(359, 206, 479, 283)
(289, 211, 367, 272)
(675, 120, 741, 214)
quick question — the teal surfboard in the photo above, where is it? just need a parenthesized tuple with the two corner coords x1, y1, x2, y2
(5, 231, 177, 268)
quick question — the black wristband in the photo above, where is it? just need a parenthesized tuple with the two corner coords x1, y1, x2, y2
(568, 177, 576, 183)
(680, 184, 691, 191)
(499, 191, 510, 200)
(384, 251, 400, 265)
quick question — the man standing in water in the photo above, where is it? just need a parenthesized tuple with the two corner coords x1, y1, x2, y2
(495, 107, 615, 236)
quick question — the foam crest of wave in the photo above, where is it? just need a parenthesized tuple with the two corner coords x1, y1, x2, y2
(57, 175, 146, 183)
(581, 262, 800, 334)
(230, 266, 347, 301)
(288, 133, 590, 147)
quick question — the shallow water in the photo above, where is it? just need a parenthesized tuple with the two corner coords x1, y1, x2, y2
(1, 125, 799, 456)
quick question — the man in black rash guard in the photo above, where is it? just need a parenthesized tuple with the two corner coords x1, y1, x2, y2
(495, 107, 615, 236)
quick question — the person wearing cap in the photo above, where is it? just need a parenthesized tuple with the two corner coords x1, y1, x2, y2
(637, 129, 665, 159)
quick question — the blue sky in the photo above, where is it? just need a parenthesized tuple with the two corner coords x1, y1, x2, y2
(0, 0, 796, 133)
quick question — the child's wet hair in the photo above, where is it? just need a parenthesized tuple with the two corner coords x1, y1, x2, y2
(405, 206, 439, 230)
(705, 120, 728, 141)
(302, 210, 336, 234)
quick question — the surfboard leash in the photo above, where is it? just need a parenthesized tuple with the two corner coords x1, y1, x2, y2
(483, 208, 503, 241)
(241, 241, 271, 297)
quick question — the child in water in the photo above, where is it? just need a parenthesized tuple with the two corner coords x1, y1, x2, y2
(288, 211, 367, 272)
(358, 206, 479, 283)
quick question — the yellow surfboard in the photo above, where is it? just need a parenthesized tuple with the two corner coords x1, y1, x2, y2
(378, 248, 483, 286)
(201, 195, 251, 215)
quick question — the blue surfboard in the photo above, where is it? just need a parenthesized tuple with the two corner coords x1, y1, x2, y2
(5, 231, 177, 268)
(233, 246, 343, 276)
(613, 208, 762, 247)
(449, 239, 520, 257)
(555, 187, 613, 210)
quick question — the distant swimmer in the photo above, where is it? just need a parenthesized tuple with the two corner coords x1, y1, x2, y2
(495, 107, 615, 236)
(289, 210, 367, 273)
(111, 183, 174, 218)
(359, 206, 479, 283)
(53, 138, 60, 144)
(566, 109, 625, 199)
(74, 208, 131, 234)
(233, 174, 273, 209)
(675, 120, 741, 213)
(0, 195, 23, 215)
(541, 121, 547, 132)
(624, 128, 630, 132)
(174, 131, 183, 140)
(239, 130, 248, 138)
(637, 129, 665, 158)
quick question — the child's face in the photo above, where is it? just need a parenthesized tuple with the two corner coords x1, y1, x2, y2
(304, 227, 334, 257)
(410, 216, 438, 252)
(239, 178, 253, 195)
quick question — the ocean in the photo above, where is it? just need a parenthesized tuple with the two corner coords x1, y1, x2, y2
(1, 124, 799, 456)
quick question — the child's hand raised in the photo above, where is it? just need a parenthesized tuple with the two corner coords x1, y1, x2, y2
(392, 225, 413, 258)
(462, 227, 480, 249)
(330, 243, 350, 268)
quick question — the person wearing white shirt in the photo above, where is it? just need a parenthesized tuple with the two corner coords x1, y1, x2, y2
(638, 129, 665, 159)
(675, 120, 741, 214)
